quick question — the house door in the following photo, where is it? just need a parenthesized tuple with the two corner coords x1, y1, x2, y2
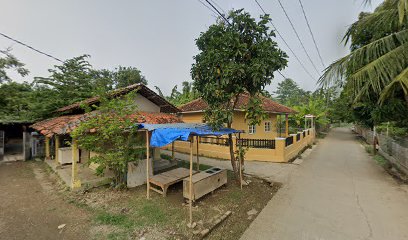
(0, 131, 4, 161)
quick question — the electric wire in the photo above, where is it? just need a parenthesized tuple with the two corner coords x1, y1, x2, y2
(204, 0, 232, 26)
(298, 0, 325, 67)
(198, 0, 287, 80)
(0, 32, 63, 62)
(254, 0, 316, 81)
(276, 0, 320, 74)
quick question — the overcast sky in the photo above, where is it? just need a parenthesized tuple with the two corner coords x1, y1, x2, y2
(0, 0, 383, 95)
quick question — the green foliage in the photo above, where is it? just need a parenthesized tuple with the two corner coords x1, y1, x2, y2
(71, 91, 145, 186)
(156, 81, 198, 106)
(95, 212, 133, 228)
(290, 95, 330, 131)
(329, 92, 354, 123)
(274, 78, 310, 106)
(191, 9, 287, 177)
(0, 82, 33, 123)
(320, 0, 408, 108)
(34, 55, 148, 111)
(34, 55, 99, 106)
(109, 66, 148, 89)
(376, 122, 408, 137)
(0, 49, 29, 83)
(0, 54, 149, 123)
(191, 9, 287, 128)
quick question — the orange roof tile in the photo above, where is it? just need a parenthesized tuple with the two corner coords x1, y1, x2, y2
(30, 112, 182, 137)
(179, 93, 296, 114)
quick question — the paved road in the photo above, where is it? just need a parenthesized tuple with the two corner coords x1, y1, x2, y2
(241, 128, 408, 240)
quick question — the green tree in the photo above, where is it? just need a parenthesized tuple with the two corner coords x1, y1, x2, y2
(291, 95, 330, 132)
(167, 81, 198, 106)
(0, 82, 32, 122)
(319, 0, 408, 105)
(274, 78, 310, 106)
(34, 55, 98, 107)
(155, 81, 199, 106)
(320, 0, 408, 129)
(34, 55, 148, 111)
(71, 91, 144, 187)
(191, 9, 287, 176)
(0, 49, 29, 83)
(113, 66, 147, 89)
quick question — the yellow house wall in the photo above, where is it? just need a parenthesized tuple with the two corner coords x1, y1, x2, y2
(181, 112, 205, 123)
(284, 129, 315, 161)
(164, 128, 315, 163)
(180, 111, 279, 140)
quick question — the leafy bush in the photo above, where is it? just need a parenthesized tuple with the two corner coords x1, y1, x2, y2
(376, 122, 408, 137)
(71, 90, 145, 187)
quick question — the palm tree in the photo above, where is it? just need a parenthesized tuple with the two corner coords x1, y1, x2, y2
(319, 0, 408, 105)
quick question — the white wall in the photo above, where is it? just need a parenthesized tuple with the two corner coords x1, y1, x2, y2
(134, 94, 160, 112)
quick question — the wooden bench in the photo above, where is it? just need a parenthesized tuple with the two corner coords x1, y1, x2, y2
(149, 168, 197, 196)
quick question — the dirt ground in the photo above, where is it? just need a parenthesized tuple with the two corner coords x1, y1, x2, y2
(0, 160, 280, 240)
(0, 161, 91, 240)
(72, 166, 280, 240)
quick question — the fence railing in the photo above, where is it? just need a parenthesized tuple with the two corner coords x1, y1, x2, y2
(199, 136, 229, 146)
(303, 131, 306, 138)
(296, 133, 301, 142)
(237, 138, 276, 149)
(285, 136, 294, 147)
(355, 125, 408, 175)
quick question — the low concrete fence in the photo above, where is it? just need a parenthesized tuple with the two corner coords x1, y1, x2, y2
(354, 126, 408, 175)
(163, 128, 315, 163)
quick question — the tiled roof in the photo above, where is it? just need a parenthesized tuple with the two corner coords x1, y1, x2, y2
(30, 112, 182, 137)
(55, 84, 180, 114)
(30, 114, 84, 138)
(179, 93, 297, 114)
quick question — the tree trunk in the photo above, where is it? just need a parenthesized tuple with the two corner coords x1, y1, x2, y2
(227, 120, 239, 183)
(227, 96, 240, 183)
(227, 133, 237, 175)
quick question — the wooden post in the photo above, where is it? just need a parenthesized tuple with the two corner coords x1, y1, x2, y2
(279, 115, 282, 137)
(304, 116, 307, 130)
(71, 139, 81, 189)
(238, 133, 242, 190)
(55, 135, 60, 164)
(45, 136, 50, 160)
(146, 130, 150, 199)
(196, 136, 200, 171)
(188, 136, 194, 227)
(171, 141, 175, 160)
(285, 114, 289, 137)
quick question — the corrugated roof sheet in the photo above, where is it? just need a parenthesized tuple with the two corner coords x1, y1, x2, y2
(179, 93, 297, 114)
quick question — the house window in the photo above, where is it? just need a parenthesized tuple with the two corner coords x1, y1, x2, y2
(248, 125, 256, 134)
(265, 122, 271, 132)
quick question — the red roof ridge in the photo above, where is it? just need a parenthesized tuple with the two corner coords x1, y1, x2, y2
(180, 93, 296, 114)
(179, 98, 203, 109)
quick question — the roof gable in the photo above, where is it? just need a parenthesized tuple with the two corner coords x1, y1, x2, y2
(55, 84, 180, 114)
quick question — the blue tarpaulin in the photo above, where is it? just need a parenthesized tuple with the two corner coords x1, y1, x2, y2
(135, 123, 242, 147)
